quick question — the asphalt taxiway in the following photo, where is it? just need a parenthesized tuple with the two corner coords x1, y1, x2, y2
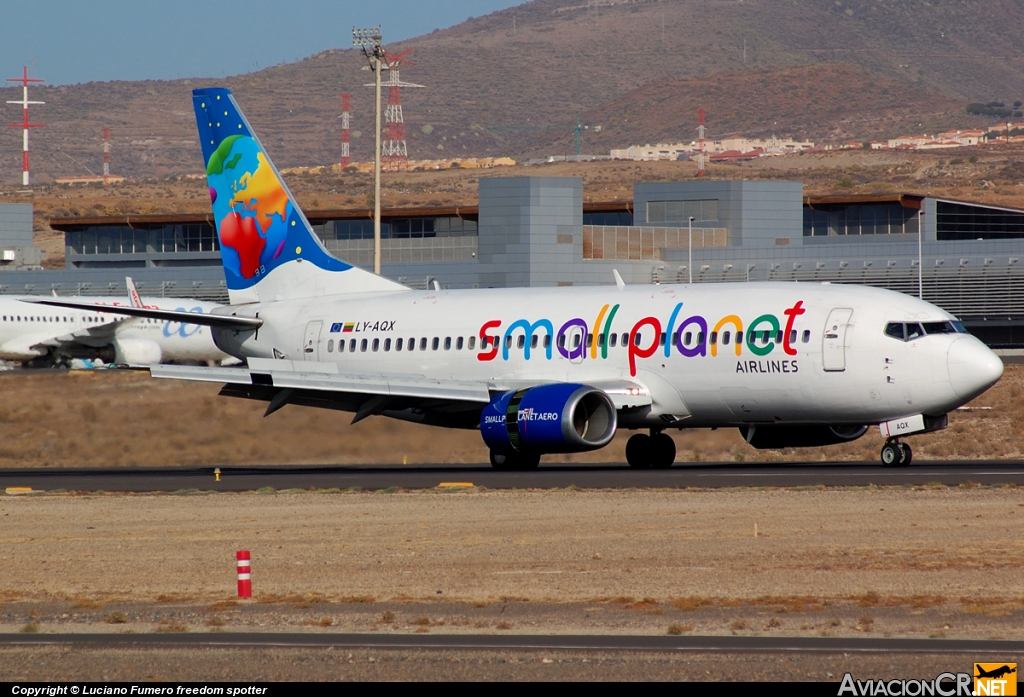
(2, 460, 1023, 492)
(2, 632, 1022, 654)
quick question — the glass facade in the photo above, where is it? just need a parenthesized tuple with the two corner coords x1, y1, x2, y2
(583, 210, 633, 226)
(67, 223, 219, 255)
(936, 201, 1024, 240)
(647, 199, 719, 223)
(311, 216, 478, 241)
(803, 203, 919, 237)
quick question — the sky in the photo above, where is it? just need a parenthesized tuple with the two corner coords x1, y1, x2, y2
(0, 0, 523, 86)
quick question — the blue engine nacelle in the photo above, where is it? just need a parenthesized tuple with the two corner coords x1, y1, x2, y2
(480, 383, 618, 455)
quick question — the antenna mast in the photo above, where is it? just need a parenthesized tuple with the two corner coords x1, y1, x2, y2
(696, 108, 707, 178)
(340, 93, 351, 168)
(367, 48, 424, 171)
(6, 66, 44, 186)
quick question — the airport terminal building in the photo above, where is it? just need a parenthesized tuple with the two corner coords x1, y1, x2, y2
(4, 177, 1024, 346)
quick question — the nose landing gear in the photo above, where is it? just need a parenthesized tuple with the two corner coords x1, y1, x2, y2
(880, 439, 912, 467)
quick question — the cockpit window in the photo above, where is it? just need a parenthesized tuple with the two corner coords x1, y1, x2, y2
(885, 320, 969, 342)
(884, 322, 905, 341)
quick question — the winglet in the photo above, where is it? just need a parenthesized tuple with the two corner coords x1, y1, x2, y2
(126, 277, 143, 309)
(612, 269, 625, 291)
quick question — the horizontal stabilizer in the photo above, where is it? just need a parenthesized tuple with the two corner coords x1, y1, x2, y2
(22, 299, 263, 330)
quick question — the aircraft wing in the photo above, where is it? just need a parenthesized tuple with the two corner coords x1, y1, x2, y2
(150, 358, 493, 404)
(29, 320, 123, 350)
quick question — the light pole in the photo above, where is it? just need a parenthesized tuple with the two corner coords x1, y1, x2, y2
(353, 26, 385, 275)
(687, 216, 695, 284)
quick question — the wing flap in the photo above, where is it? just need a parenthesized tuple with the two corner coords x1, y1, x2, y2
(150, 360, 492, 403)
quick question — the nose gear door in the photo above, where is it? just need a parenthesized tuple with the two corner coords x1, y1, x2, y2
(822, 308, 853, 372)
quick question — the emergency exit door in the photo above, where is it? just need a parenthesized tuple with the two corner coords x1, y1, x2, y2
(822, 308, 853, 372)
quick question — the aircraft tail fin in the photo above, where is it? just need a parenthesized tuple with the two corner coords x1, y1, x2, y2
(192, 87, 405, 305)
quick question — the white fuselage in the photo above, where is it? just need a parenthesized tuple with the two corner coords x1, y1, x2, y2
(212, 281, 1002, 429)
(0, 296, 230, 364)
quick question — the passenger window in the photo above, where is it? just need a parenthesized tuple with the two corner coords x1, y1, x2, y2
(456, 337, 464, 350)
(633, 333, 642, 347)
(420, 337, 428, 351)
(906, 323, 924, 340)
(610, 333, 618, 347)
(790, 330, 797, 344)
(586, 333, 594, 348)
(432, 337, 439, 350)
(884, 323, 905, 341)
(659, 332, 666, 347)
(339, 340, 345, 353)
(683, 332, 692, 346)
(543, 335, 551, 349)
(736, 331, 743, 344)
(801, 330, 810, 343)
(443, 337, 450, 350)
(558, 335, 566, 348)
(396, 338, 403, 351)
(328, 340, 334, 353)
(530, 335, 538, 349)
(710, 332, 718, 345)
(349, 339, 356, 352)
(372, 339, 380, 352)
(360, 339, 367, 352)
(776, 330, 783, 343)
(384, 338, 391, 351)
(505, 335, 512, 349)
(722, 331, 731, 345)
(573, 334, 581, 349)
(697, 332, 705, 344)
(468, 336, 476, 350)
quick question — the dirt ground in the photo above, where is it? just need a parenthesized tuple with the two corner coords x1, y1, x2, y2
(0, 363, 1020, 468)
(1, 488, 1021, 631)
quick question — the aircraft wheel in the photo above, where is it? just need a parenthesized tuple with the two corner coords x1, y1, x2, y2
(626, 434, 652, 469)
(880, 443, 900, 467)
(489, 450, 540, 471)
(898, 442, 912, 467)
(650, 432, 677, 469)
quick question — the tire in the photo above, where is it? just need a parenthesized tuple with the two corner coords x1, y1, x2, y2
(489, 450, 540, 471)
(897, 442, 912, 467)
(626, 433, 652, 469)
(650, 432, 677, 469)
(880, 443, 900, 467)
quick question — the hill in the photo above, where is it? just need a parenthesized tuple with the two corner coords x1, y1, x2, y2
(1, 0, 1023, 180)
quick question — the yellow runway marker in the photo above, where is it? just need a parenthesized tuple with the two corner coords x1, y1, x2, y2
(5, 487, 34, 495)
(438, 482, 474, 488)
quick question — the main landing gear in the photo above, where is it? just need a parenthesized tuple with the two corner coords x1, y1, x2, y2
(489, 450, 541, 471)
(626, 431, 677, 469)
(880, 439, 912, 467)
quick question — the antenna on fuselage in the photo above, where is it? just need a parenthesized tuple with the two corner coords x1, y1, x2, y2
(612, 269, 625, 291)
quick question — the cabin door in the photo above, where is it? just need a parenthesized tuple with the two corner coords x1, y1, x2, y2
(302, 320, 323, 361)
(822, 308, 853, 372)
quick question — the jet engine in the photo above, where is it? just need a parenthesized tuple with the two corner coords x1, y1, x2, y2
(113, 338, 163, 366)
(481, 383, 617, 455)
(739, 424, 869, 449)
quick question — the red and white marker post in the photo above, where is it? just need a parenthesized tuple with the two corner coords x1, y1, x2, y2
(236, 550, 252, 598)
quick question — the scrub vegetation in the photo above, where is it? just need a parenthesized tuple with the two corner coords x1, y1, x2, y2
(0, 363, 1020, 467)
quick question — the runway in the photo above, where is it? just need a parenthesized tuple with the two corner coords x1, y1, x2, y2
(3, 460, 1024, 492)
(3, 632, 1023, 654)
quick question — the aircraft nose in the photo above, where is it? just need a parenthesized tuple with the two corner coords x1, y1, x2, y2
(947, 336, 1003, 402)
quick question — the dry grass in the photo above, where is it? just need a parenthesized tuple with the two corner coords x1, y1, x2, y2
(3, 364, 1023, 468)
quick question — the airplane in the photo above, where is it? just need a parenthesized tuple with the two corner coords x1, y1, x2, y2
(5, 279, 230, 366)
(975, 666, 1017, 680)
(29, 87, 1005, 468)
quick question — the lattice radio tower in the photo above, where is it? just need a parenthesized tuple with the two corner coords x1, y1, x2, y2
(366, 48, 424, 170)
(340, 93, 351, 168)
(696, 108, 707, 178)
(6, 66, 44, 186)
(102, 128, 111, 178)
